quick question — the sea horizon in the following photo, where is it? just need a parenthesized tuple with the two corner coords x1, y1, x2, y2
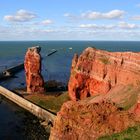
(1, 40, 140, 42)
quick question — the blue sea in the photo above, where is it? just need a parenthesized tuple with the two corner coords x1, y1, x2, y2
(0, 41, 140, 89)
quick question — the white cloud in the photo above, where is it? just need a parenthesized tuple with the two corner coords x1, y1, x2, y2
(38, 29, 56, 33)
(79, 22, 138, 30)
(118, 22, 138, 29)
(41, 19, 53, 25)
(81, 10, 125, 20)
(79, 24, 116, 29)
(4, 9, 37, 22)
(131, 15, 140, 20)
(1, 24, 140, 40)
(64, 13, 72, 17)
(0, 24, 58, 40)
(63, 13, 79, 21)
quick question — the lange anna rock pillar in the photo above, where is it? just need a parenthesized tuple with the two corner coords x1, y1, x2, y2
(24, 46, 45, 93)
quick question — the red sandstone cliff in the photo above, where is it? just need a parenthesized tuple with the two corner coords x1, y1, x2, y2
(50, 48, 140, 140)
(24, 46, 45, 93)
(49, 97, 136, 140)
(50, 85, 140, 140)
(68, 47, 140, 101)
(50, 84, 140, 140)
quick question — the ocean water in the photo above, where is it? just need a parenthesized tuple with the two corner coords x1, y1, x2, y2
(0, 41, 140, 89)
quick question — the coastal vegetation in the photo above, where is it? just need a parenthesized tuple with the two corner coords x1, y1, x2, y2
(98, 125, 140, 140)
(25, 91, 69, 113)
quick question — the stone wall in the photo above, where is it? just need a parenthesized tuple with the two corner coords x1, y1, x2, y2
(0, 86, 55, 123)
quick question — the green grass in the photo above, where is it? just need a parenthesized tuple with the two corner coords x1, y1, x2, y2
(40, 93, 69, 113)
(98, 125, 140, 140)
(26, 92, 69, 113)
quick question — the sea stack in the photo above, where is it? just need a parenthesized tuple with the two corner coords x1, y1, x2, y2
(24, 46, 45, 93)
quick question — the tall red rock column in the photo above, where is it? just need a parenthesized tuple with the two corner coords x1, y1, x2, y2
(24, 46, 45, 93)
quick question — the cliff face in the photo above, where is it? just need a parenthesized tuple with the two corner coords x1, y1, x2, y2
(50, 48, 140, 140)
(24, 46, 45, 93)
(49, 98, 135, 140)
(49, 85, 140, 140)
(68, 47, 140, 101)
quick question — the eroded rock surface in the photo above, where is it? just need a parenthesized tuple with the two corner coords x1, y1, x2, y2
(50, 48, 140, 140)
(49, 98, 135, 140)
(49, 85, 140, 140)
(24, 46, 45, 93)
(68, 47, 140, 100)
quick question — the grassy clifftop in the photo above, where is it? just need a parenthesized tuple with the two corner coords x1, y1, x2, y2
(24, 91, 69, 113)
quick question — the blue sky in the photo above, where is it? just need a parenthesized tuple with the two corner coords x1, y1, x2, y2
(1, 0, 140, 40)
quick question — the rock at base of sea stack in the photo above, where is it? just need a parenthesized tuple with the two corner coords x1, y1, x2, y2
(24, 46, 45, 93)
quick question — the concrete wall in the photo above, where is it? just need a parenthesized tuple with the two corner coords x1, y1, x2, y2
(6, 63, 24, 74)
(0, 86, 55, 123)
(0, 63, 24, 80)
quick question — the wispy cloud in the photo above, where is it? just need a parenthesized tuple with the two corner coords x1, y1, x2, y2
(131, 15, 140, 20)
(79, 24, 116, 29)
(118, 22, 138, 29)
(41, 19, 53, 25)
(4, 9, 37, 22)
(63, 13, 80, 21)
(1, 23, 140, 40)
(79, 22, 138, 30)
(32, 19, 53, 26)
(64, 13, 73, 18)
(0, 24, 58, 40)
(64, 10, 125, 21)
(81, 10, 125, 20)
